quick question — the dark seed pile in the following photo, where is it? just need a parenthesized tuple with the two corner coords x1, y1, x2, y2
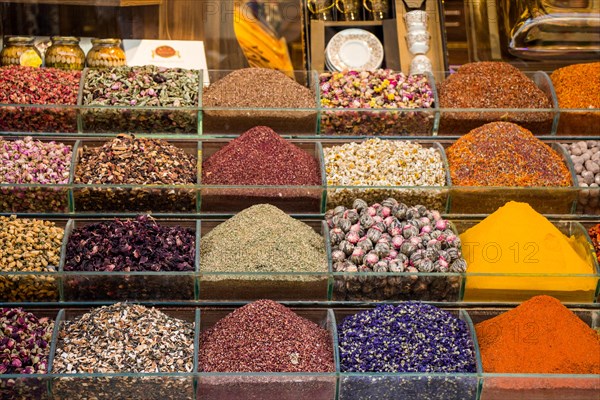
(338, 303, 476, 373)
(447, 122, 571, 187)
(64, 215, 195, 272)
(202, 126, 320, 186)
(199, 300, 334, 372)
(202, 68, 316, 109)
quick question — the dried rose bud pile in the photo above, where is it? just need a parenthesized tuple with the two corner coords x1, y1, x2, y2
(320, 70, 434, 109)
(0, 66, 80, 105)
(0, 137, 72, 184)
(327, 198, 466, 274)
(0, 308, 54, 375)
(0, 66, 81, 133)
(319, 70, 435, 136)
(0, 216, 63, 302)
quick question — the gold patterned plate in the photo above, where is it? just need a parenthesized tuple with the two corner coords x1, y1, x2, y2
(325, 28, 384, 71)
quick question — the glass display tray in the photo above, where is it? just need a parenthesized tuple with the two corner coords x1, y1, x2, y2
(1, 137, 594, 216)
(0, 305, 597, 400)
(0, 69, 597, 138)
(1, 218, 598, 304)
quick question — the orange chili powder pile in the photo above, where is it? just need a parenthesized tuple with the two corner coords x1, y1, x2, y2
(447, 122, 572, 187)
(551, 62, 600, 109)
(475, 295, 600, 374)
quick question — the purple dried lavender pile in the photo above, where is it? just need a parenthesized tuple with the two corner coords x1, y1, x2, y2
(0, 308, 53, 375)
(199, 300, 335, 373)
(338, 303, 476, 373)
(64, 215, 195, 272)
(0, 137, 72, 184)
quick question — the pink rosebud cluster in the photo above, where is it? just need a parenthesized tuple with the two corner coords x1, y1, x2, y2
(0, 137, 72, 184)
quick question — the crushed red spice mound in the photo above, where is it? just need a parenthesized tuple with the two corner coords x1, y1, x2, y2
(551, 62, 600, 109)
(199, 300, 335, 373)
(447, 122, 572, 187)
(588, 224, 600, 265)
(202, 126, 321, 186)
(476, 295, 600, 374)
(438, 62, 552, 110)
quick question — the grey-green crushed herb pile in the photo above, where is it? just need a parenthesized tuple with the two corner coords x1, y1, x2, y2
(81, 65, 199, 133)
(200, 204, 327, 279)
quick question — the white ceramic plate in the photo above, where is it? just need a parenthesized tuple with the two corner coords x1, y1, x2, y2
(325, 28, 384, 71)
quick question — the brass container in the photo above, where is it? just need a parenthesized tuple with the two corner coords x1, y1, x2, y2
(86, 38, 126, 68)
(45, 36, 85, 70)
(0, 36, 43, 67)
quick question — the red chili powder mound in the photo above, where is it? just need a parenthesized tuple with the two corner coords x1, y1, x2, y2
(438, 61, 552, 110)
(199, 300, 335, 372)
(475, 295, 600, 374)
(202, 126, 321, 186)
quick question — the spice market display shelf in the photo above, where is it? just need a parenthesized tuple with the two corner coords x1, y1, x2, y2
(1, 216, 598, 304)
(0, 306, 598, 400)
(1, 62, 599, 399)
(1, 137, 597, 216)
(0, 69, 598, 138)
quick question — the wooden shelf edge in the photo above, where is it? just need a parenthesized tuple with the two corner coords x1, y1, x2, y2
(2, 0, 162, 6)
(322, 20, 385, 27)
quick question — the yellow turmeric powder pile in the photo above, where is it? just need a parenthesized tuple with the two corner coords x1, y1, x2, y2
(461, 201, 597, 301)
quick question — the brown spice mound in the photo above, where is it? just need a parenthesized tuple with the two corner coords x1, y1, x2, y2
(438, 62, 552, 109)
(199, 300, 335, 372)
(75, 135, 197, 185)
(475, 295, 600, 374)
(202, 126, 321, 186)
(202, 68, 316, 108)
(447, 122, 572, 187)
(551, 62, 600, 109)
